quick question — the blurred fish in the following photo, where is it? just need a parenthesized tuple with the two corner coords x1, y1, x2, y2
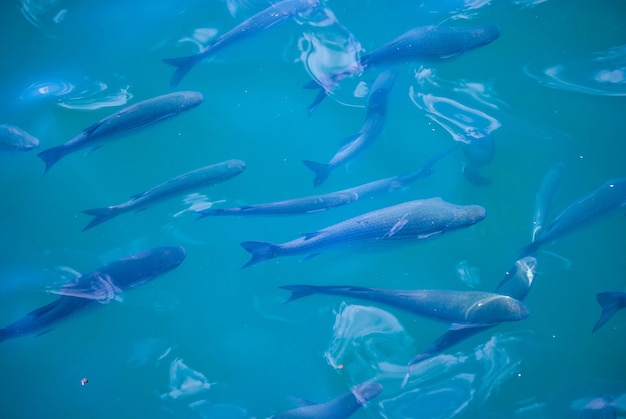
(520, 177, 626, 256)
(460, 130, 495, 186)
(531, 163, 565, 242)
(0, 246, 186, 343)
(161, 357, 214, 400)
(269, 381, 382, 419)
(82, 159, 246, 230)
(302, 70, 397, 187)
(280, 285, 529, 326)
(0, 124, 40, 152)
(240, 198, 485, 268)
(592, 291, 626, 332)
(36, 91, 203, 172)
(163, 0, 320, 87)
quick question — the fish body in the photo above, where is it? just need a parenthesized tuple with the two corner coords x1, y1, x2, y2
(531, 163, 565, 242)
(36, 91, 203, 172)
(303, 70, 397, 187)
(269, 381, 382, 419)
(0, 247, 185, 343)
(240, 198, 485, 268)
(280, 285, 529, 326)
(163, 0, 320, 87)
(593, 291, 626, 332)
(0, 124, 40, 152)
(521, 177, 626, 255)
(83, 159, 246, 230)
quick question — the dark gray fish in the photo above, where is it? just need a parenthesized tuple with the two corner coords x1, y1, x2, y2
(303, 70, 397, 187)
(83, 159, 245, 230)
(0, 247, 185, 343)
(240, 198, 485, 268)
(0, 124, 40, 153)
(593, 291, 626, 332)
(407, 257, 537, 366)
(280, 285, 529, 326)
(198, 146, 456, 217)
(36, 91, 203, 172)
(531, 163, 565, 242)
(521, 177, 626, 256)
(269, 381, 382, 419)
(163, 0, 320, 87)
(460, 131, 495, 187)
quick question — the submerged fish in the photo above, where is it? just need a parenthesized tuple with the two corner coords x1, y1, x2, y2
(280, 285, 529, 326)
(302, 70, 397, 187)
(531, 163, 565, 242)
(592, 291, 626, 332)
(82, 159, 246, 230)
(163, 0, 320, 87)
(521, 177, 626, 256)
(0, 246, 186, 343)
(460, 131, 495, 187)
(0, 124, 40, 153)
(36, 91, 203, 172)
(269, 381, 382, 419)
(240, 198, 485, 268)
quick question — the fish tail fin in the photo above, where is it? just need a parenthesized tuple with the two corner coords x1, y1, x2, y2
(307, 87, 328, 116)
(240, 241, 280, 269)
(37, 146, 66, 173)
(278, 285, 318, 303)
(302, 160, 331, 187)
(82, 207, 120, 231)
(593, 292, 626, 332)
(162, 55, 200, 87)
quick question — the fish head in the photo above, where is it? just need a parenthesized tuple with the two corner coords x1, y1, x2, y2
(466, 295, 529, 324)
(176, 91, 204, 110)
(454, 204, 486, 227)
(467, 24, 501, 48)
(351, 381, 383, 405)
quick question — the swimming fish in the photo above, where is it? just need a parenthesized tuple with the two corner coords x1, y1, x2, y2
(163, 0, 320, 87)
(36, 91, 203, 172)
(82, 159, 246, 230)
(240, 198, 485, 268)
(0, 124, 40, 153)
(302, 70, 397, 187)
(592, 291, 626, 332)
(0, 247, 186, 343)
(531, 163, 565, 242)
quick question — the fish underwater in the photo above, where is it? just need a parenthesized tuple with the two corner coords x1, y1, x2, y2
(279, 285, 529, 326)
(163, 0, 321, 87)
(0, 124, 40, 153)
(240, 198, 485, 268)
(82, 159, 246, 230)
(269, 381, 382, 419)
(36, 91, 203, 172)
(592, 291, 626, 332)
(531, 163, 565, 242)
(0, 246, 186, 343)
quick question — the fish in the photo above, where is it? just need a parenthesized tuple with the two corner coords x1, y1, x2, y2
(279, 285, 529, 326)
(520, 177, 626, 256)
(307, 24, 500, 113)
(407, 256, 537, 367)
(240, 198, 485, 268)
(197, 146, 457, 217)
(460, 131, 495, 187)
(302, 70, 397, 187)
(592, 291, 626, 332)
(162, 0, 320, 87)
(531, 163, 565, 242)
(36, 91, 203, 172)
(269, 381, 382, 419)
(82, 159, 246, 230)
(0, 246, 186, 343)
(0, 124, 40, 152)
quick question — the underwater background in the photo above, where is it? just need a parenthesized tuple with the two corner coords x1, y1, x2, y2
(1, 0, 625, 417)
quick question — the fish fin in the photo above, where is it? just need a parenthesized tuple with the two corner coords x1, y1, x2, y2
(82, 207, 120, 231)
(448, 322, 493, 331)
(37, 146, 66, 173)
(302, 231, 321, 240)
(240, 241, 280, 269)
(303, 79, 322, 90)
(278, 285, 317, 303)
(162, 55, 201, 87)
(417, 231, 442, 239)
(300, 253, 321, 262)
(593, 292, 626, 332)
(302, 160, 331, 187)
(307, 87, 328, 116)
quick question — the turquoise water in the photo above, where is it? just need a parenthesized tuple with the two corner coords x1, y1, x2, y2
(1, 0, 626, 417)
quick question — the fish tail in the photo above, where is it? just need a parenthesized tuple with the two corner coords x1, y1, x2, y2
(593, 292, 625, 332)
(162, 55, 201, 88)
(240, 241, 280, 269)
(306, 87, 328, 116)
(302, 160, 331, 187)
(37, 146, 66, 173)
(82, 207, 120, 231)
(278, 285, 318, 303)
